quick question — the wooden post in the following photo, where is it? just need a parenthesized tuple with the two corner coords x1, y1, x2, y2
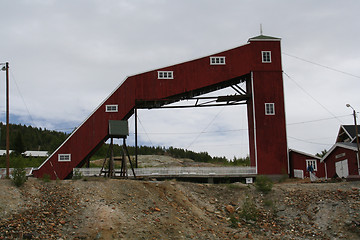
(109, 138, 114, 177)
(352, 109, 360, 175)
(5, 62, 9, 179)
(123, 138, 136, 178)
(135, 107, 138, 168)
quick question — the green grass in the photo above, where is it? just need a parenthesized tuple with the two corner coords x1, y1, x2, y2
(240, 195, 258, 221)
(0, 155, 46, 168)
(255, 175, 273, 194)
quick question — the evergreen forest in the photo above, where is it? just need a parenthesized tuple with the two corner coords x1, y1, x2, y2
(0, 123, 250, 168)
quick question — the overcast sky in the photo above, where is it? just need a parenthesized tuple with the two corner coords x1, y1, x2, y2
(0, 0, 359, 159)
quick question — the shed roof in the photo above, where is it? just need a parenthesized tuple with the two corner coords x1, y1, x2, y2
(0, 150, 13, 155)
(336, 125, 360, 143)
(248, 35, 281, 42)
(24, 151, 49, 157)
(289, 149, 321, 160)
(320, 142, 358, 162)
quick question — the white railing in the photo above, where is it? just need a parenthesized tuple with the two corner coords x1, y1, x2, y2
(74, 166, 256, 177)
(74, 168, 103, 177)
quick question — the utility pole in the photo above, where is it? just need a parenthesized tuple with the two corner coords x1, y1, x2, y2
(346, 104, 360, 175)
(5, 62, 9, 179)
(1, 62, 9, 178)
(135, 107, 138, 168)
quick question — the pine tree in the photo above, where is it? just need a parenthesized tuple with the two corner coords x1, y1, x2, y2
(13, 132, 25, 155)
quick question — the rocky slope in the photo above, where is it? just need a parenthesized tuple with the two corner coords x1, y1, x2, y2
(0, 177, 359, 239)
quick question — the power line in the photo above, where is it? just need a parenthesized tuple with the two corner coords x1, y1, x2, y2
(137, 115, 153, 146)
(287, 114, 351, 126)
(10, 70, 36, 127)
(128, 114, 349, 136)
(129, 128, 248, 135)
(282, 52, 360, 79)
(186, 107, 225, 149)
(283, 71, 344, 124)
(44, 111, 351, 140)
(190, 143, 248, 147)
(288, 136, 333, 146)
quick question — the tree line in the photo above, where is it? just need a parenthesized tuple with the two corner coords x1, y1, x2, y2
(92, 144, 250, 166)
(0, 123, 250, 167)
(0, 122, 69, 154)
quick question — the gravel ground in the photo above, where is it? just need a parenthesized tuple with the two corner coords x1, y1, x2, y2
(0, 177, 359, 239)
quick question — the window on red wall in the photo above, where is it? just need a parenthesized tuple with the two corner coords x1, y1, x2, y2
(262, 51, 271, 63)
(265, 103, 275, 115)
(210, 56, 226, 65)
(306, 159, 317, 171)
(158, 71, 173, 79)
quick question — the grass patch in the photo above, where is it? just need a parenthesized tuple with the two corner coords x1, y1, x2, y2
(255, 175, 273, 194)
(229, 214, 240, 228)
(0, 155, 46, 168)
(42, 174, 51, 182)
(11, 158, 27, 187)
(12, 167, 27, 187)
(240, 195, 258, 221)
(263, 199, 274, 207)
(72, 169, 83, 180)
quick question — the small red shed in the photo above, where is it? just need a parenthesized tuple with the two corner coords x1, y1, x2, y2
(321, 142, 359, 179)
(321, 125, 360, 179)
(289, 149, 325, 179)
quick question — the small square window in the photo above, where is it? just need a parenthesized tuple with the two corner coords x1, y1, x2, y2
(265, 103, 275, 115)
(210, 56, 226, 65)
(106, 105, 118, 112)
(262, 51, 271, 63)
(158, 71, 173, 79)
(306, 159, 317, 171)
(58, 154, 71, 162)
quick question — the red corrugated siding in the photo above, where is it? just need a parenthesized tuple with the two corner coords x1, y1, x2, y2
(33, 37, 289, 179)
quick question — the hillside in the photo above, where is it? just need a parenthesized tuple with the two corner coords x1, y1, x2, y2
(0, 178, 359, 239)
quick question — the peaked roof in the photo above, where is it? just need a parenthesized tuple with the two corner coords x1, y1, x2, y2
(336, 125, 360, 143)
(248, 35, 281, 42)
(289, 149, 321, 160)
(321, 142, 358, 162)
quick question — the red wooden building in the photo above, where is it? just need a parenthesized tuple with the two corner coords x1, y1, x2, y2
(289, 149, 325, 179)
(33, 34, 289, 179)
(321, 125, 360, 179)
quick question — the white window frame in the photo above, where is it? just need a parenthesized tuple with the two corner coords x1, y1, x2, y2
(265, 103, 275, 115)
(262, 51, 271, 63)
(106, 104, 118, 112)
(210, 56, 226, 65)
(157, 71, 173, 79)
(58, 154, 71, 162)
(306, 159, 317, 171)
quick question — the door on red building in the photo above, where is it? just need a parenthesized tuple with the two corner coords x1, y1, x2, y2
(336, 159, 349, 178)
